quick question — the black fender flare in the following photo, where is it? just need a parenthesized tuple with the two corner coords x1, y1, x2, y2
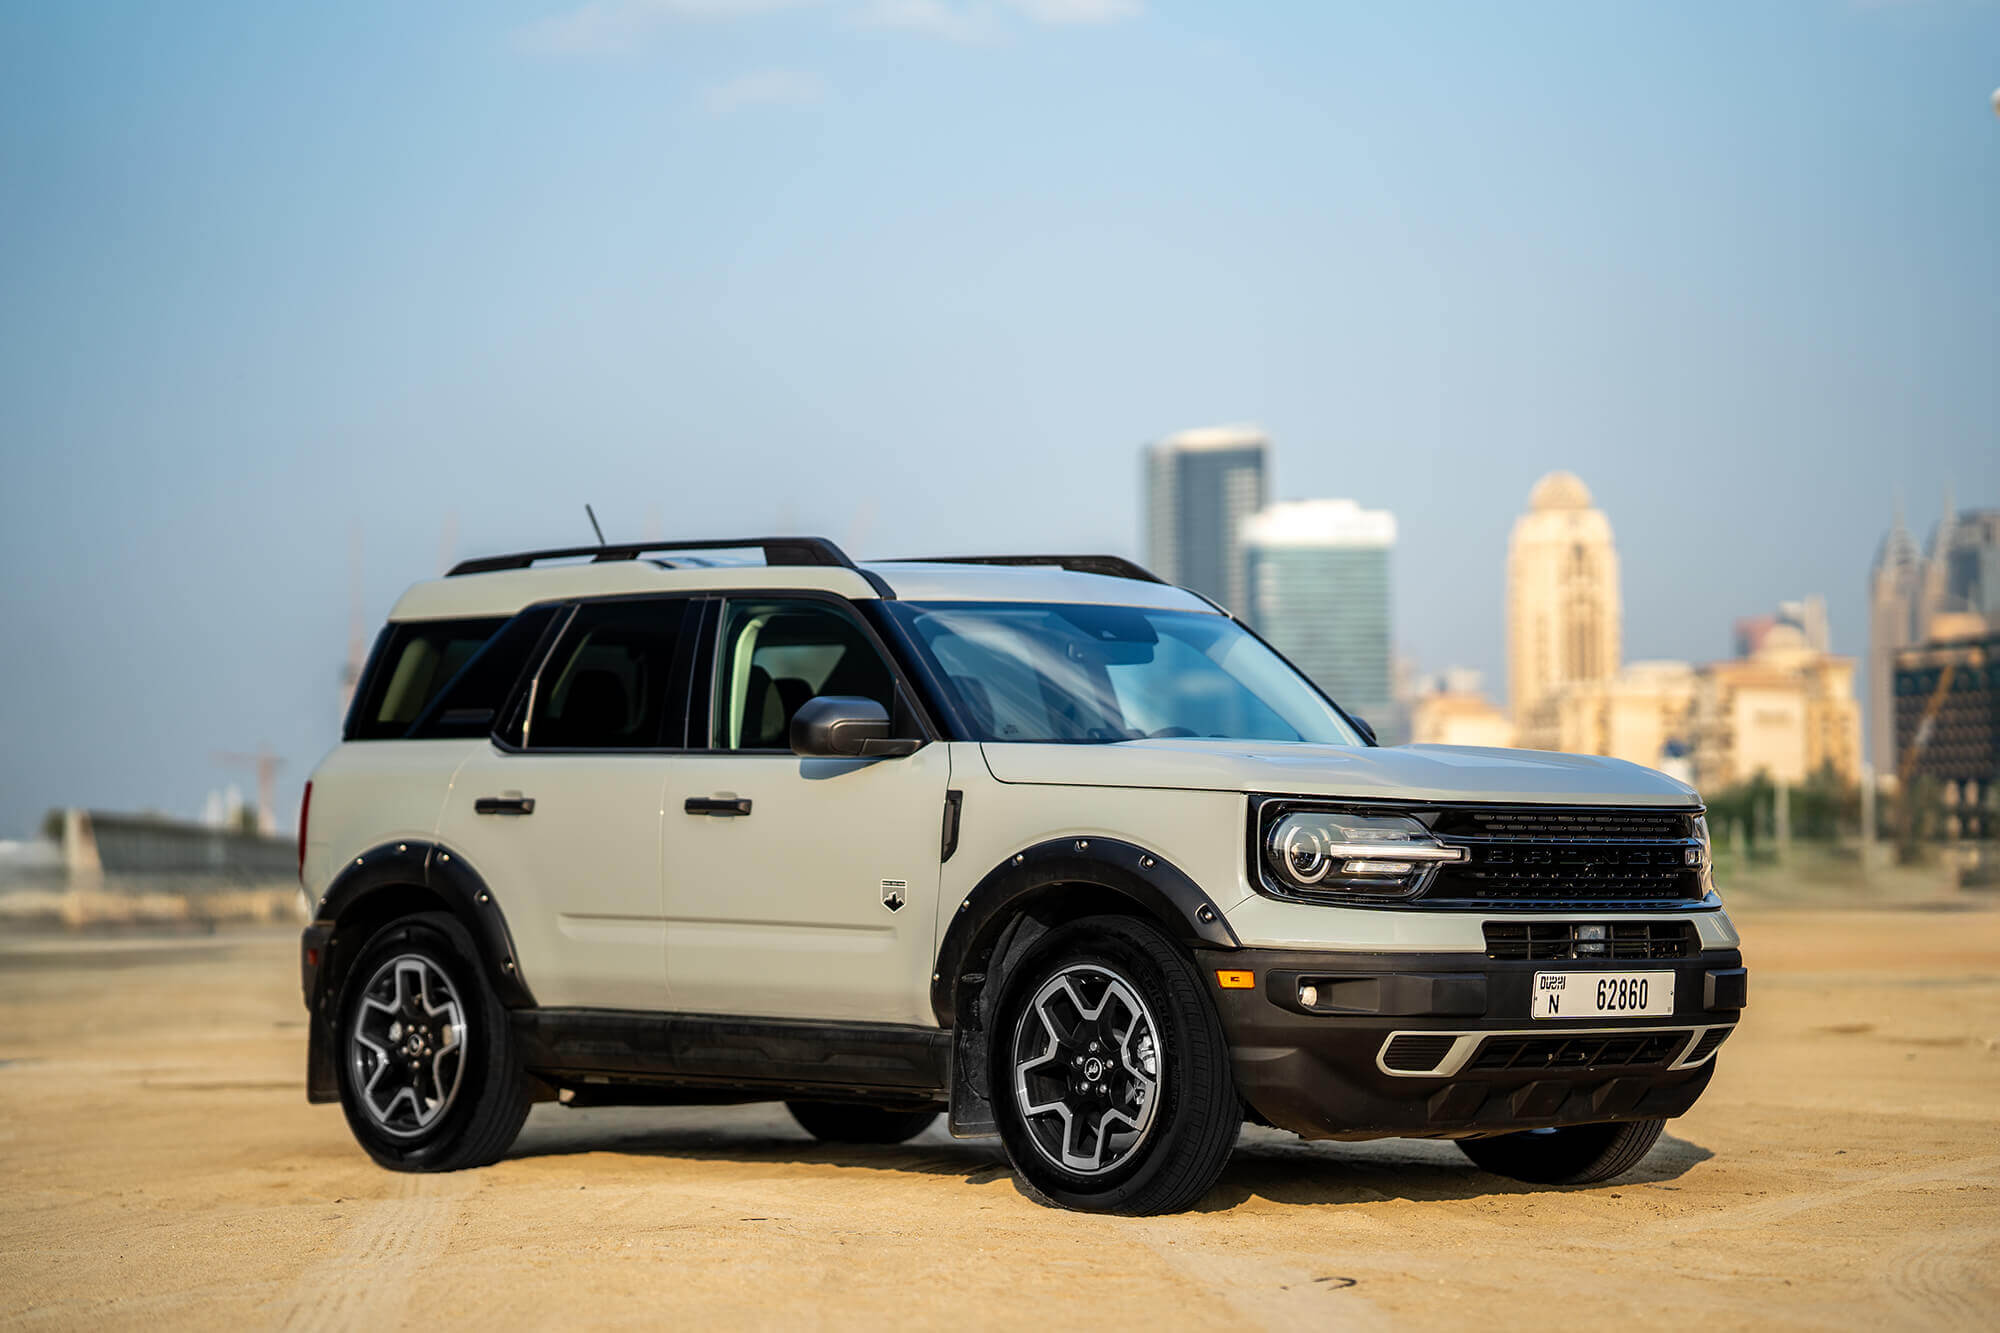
(301, 839, 534, 1102)
(933, 837, 1240, 1137)
(932, 837, 1239, 1028)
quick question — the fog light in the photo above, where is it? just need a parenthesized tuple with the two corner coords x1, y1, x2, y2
(1299, 983, 1319, 1008)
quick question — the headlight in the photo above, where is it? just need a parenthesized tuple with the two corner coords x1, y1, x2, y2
(1262, 808, 1467, 900)
(1692, 814, 1716, 894)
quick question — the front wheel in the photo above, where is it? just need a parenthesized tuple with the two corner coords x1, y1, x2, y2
(334, 911, 530, 1172)
(1457, 1118, 1666, 1185)
(993, 915, 1240, 1215)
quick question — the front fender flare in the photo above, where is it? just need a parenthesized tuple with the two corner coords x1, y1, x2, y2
(931, 837, 1239, 1029)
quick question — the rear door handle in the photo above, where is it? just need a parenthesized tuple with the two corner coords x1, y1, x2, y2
(474, 797, 536, 816)
(684, 797, 752, 817)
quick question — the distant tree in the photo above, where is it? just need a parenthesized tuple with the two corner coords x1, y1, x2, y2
(40, 808, 64, 845)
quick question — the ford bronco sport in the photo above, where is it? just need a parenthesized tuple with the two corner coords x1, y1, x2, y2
(298, 537, 1746, 1215)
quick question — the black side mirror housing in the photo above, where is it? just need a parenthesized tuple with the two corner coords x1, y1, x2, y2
(1351, 714, 1379, 746)
(790, 696, 921, 759)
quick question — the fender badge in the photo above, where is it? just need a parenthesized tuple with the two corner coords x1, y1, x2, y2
(881, 879, 908, 912)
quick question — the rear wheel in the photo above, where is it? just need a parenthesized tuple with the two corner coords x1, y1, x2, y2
(334, 912, 530, 1172)
(786, 1101, 939, 1145)
(1457, 1118, 1666, 1185)
(992, 915, 1239, 1215)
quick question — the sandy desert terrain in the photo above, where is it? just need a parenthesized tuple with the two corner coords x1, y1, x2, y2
(2, 904, 1996, 1330)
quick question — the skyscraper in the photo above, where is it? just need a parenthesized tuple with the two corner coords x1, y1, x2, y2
(1507, 471, 1621, 743)
(1142, 425, 1269, 613)
(1868, 498, 2000, 773)
(1242, 499, 1397, 730)
(1868, 506, 1926, 774)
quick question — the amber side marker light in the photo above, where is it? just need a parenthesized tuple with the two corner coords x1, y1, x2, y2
(1215, 970, 1255, 989)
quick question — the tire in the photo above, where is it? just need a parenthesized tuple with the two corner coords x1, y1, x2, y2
(786, 1101, 939, 1145)
(992, 914, 1240, 1215)
(1457, 1118, 1666, 1185)
(333, 911, 531, 1172)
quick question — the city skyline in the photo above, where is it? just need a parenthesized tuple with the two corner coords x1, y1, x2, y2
(2, 2, 1996, 837)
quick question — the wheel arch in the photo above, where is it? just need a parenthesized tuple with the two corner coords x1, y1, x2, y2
(937, 837, 1239, 1138)
(302, 840, 534, 1103)
(933, 837, 1239, 1029)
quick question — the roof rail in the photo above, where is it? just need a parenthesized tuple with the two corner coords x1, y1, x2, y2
(448, 536, 857, 578)
(881, 554, 1167, 585)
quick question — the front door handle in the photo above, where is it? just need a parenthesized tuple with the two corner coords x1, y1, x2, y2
(474, 797, 536, 816)
(684, 797, 752, 817)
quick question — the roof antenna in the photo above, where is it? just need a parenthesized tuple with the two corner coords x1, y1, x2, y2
(585, 504, 607, 548)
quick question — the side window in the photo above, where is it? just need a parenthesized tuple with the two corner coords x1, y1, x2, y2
(713, 600, 897, 750)
(408, 605, 562, 740)
(346, 617, 508, 741)
(526, 599, 691, 750)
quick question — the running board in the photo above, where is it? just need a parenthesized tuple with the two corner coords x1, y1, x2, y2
(511, 1009, 952, 1099)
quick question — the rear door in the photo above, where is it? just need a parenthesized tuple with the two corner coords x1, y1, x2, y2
(659, 595, 951, 1025)
(435, 596, 696, 1011)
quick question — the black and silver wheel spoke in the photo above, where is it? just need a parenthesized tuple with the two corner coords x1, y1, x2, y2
(350, 953, 467, 1139)
(1011, 964, 1162, 1176)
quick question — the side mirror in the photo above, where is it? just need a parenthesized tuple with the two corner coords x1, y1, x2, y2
(790, 696, 921, 759)
(1350, 714, 1379, 746)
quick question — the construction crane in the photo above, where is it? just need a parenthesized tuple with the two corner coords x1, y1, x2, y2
(212, 747, 284, 836)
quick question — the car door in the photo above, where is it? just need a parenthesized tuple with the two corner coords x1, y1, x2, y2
(659, 595, 951, 1025)
(435, 595, 696, 1012)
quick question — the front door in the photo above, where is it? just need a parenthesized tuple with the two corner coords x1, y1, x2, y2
(436, 596, 695, 1011)
(660, 596, 951, 1025)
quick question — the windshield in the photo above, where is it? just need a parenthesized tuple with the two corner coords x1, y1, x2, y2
(885, 602, 1364, 746)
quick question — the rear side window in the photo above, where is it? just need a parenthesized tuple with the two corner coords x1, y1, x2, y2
(346, 618, 508, 741)
(525, 599, 693, 750)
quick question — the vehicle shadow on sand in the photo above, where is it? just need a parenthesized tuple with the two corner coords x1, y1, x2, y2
(507, 1105, 1715, 1210)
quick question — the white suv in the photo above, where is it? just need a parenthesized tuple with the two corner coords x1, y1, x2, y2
(298, 538, 1746, 1215)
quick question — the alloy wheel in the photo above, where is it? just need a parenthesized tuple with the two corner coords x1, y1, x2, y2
(348, 953, 468, 1138)
(1010, 963, 1162, 1176)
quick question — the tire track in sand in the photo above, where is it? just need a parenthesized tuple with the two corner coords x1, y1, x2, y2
(269, 1173, 474, 1332)
(1881, 1232, 1999, 1329)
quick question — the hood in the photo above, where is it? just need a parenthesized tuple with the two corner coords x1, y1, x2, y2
(978, 739, 1699, 807)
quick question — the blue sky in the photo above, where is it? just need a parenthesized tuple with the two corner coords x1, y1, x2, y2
(1, 0, 1995, 836)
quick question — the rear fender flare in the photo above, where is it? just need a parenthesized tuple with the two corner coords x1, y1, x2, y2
(302, 840, 533, 1102)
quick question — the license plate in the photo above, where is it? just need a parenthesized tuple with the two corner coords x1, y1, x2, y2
(1531, 971, 1674, 1019)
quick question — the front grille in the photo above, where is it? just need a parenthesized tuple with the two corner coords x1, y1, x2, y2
(1422, 805, 1705, 909)
(1682, 1027, 1732, 1065)
(1381, 1034, 1457, 1073)
(1468, 1031, 1689, 1073)
(1430, 808, 1694, 841)
(1483, 920, 1697, 961)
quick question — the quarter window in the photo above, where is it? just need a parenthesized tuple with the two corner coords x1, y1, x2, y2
(346, 618, 508, 741)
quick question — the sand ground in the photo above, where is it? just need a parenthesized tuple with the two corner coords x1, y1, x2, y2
(2, 904, 1996, 1330)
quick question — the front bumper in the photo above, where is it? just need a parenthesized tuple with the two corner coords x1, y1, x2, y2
(1194, 946, 1746, 1141)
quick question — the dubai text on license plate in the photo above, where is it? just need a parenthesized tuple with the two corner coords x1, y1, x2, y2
(1531, 971, 1674, 1019)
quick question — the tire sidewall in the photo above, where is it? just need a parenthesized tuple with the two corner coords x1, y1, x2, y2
(991, 917, 1219, 1211)
(334, 911, 509, 1171)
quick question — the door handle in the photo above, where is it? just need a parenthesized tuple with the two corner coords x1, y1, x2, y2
(474, 797, 536, 816)
(684, 797, 752, 817)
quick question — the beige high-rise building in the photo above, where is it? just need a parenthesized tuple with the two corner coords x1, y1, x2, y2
(1691, 626, 1861, 789)
(1508, 471, 1622, 742)
(1532, 661, 1698, 771)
